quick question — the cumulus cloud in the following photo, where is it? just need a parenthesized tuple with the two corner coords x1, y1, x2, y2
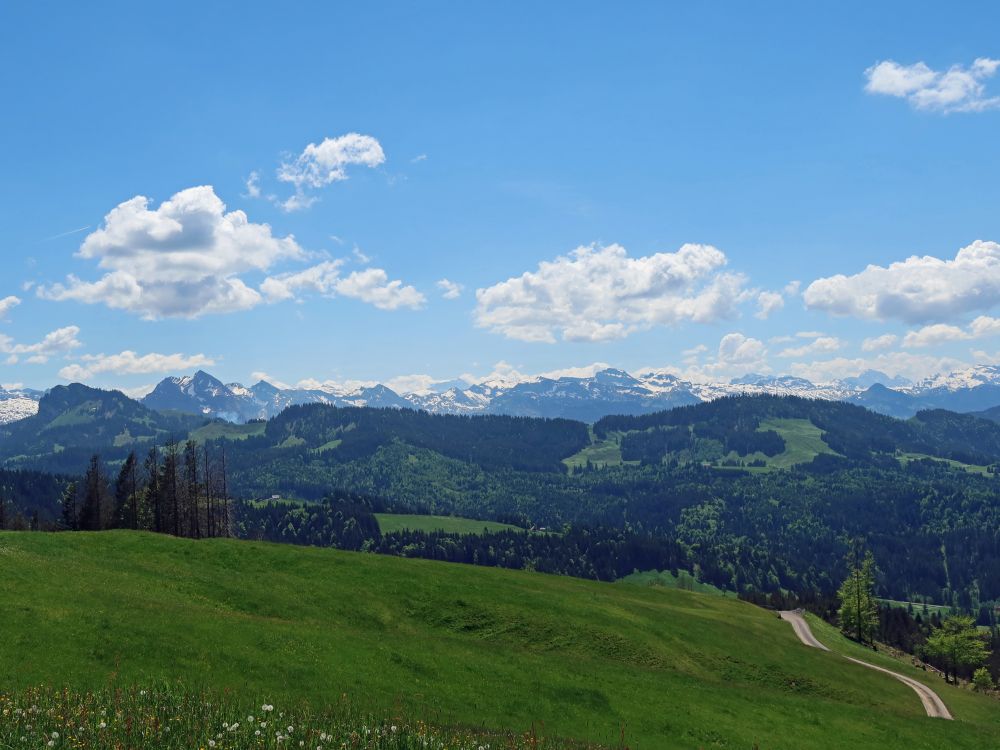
(862, 334, 899, 352)
(39, 186, 302, 319)
(755, 291, 784, 319)
(0, 296, 20, 319)
(244, 171, 261, 198)
(902, 315, 1000, 348)
(261, 261, 425, 310)
(58, 350, 216, 381)
(475, 243, 747, 343)
(777, 336, 843, 358)
(902, 323, 969, 348)
(275, 133, 385, 211)
(789, 352, 967, 384)
(0, 325, 82, 364)
(718, 333, 768, 366)
(865, 58, 1000, 113)
(804, 240, 1000, 324)
(437, 278, 463, 299)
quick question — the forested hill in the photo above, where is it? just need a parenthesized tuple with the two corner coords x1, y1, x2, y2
(5, 389, 1000, 609)
(596, 394, 1000, 466)
(263, 403, 590, 472)
(0, 384, 206, 473)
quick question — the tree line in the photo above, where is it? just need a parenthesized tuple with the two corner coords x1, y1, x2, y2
(60, 440, 231, 538)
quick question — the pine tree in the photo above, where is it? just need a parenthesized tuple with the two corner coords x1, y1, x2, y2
(114, 452, 139, 530)
(163, 440, 180, 536)
(61, 481, 79, 530)
(79, 455, 106, 531)
(184, 440, 200, 539)
(144, 446, 161, 533)
(0, 487, 6, 531)
(838, 548, 879, 644)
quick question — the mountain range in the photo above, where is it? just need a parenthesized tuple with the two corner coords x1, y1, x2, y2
(7, 364, 1000, 426)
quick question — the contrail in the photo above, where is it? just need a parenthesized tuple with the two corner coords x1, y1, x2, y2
(39, 225, 90, 242)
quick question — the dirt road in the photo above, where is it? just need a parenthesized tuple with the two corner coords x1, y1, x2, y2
(779, 610, 952, 720)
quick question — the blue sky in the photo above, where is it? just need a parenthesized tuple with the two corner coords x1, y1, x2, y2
(1, 1, 999, 394)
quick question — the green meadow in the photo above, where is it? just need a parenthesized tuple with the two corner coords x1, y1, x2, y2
(374, 513, 523, 535)
(1, 531, 998, 749)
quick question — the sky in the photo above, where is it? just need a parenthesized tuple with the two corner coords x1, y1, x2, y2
(1, 1, 999, 395)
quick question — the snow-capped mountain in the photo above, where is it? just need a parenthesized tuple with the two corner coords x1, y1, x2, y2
(121, 364, 1000, 423)
(9, 363, 1000, 427)
(0, 386, 44, 425)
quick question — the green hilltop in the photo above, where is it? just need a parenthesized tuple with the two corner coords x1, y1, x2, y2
(1, 531, 998, 749)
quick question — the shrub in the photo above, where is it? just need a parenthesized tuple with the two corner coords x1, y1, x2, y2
(972, 667, 995, 691)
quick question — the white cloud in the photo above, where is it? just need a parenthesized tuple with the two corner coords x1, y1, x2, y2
(0, 296, 20, 319)
(673, 333, 770, 382)
(718, 332, 768, 366)
(276, 133, 385, 211)
(411, 154, 428, 163)
(436, 279, 463, 299)
(0, 325, 82, 364)
(261, 261, 425, 311)
(755, 290, 784, 319)
(475, 243, 747, 343)
(244, 171, 261, 198)
(804, 240, 1000, 324)
(861, 333, 898, 352)
(789, 352, 967, 384)
(969, 315, 1000, 338)
(58, 350, 215, 381)
(902, 323, 969, 348)
(39, 186, 302, 319)
(795, 330, 825, 339)
(784, 280, 801, 296)
(777, 336, 843, 358)
(902, 315, 1000, 348)
(865, 58, 1000, 113)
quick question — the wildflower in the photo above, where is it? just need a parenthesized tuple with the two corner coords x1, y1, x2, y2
(262, 704, 274, 712)
(208, 741, 216, 748)
(99, 722, 107, 729)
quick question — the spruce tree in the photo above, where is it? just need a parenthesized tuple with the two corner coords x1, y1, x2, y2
(144, 446, 161, 533)
(61, 481, 79, 531)
(79, 455, 105, 531)
(114, 452, 139, 530)
(184, 440, 200, 539)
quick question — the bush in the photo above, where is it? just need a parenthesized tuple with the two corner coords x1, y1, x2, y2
(972, 667, 995, 691)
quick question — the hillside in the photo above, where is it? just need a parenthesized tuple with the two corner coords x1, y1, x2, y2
(6, 394, 1000, 607)
(1, 531, 998, 749)
(0, 384, 206, 473)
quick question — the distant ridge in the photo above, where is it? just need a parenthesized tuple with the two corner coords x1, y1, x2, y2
(7, 364, 1000, 425)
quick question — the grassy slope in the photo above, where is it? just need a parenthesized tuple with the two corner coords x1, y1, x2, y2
(189, 421, 266, 442)
(805, 614, 999, 728)
(618, 569, 728, 596)
(0, 532, 997, 749)
(896, 452, 991, 476)
(375, 513, 523, 535)
(562, 430, 636, 470)
(758, 418, 840, 469)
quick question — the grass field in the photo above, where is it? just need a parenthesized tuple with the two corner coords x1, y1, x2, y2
(189, 421, 267, 442)
(804, 614, 1000, 728)
(756, 418, 840, 469)
(375, 513, 524, 535)
(618, 569, 728, 596)
(562, 430, 636, 470)
(1, 531, 998, 749)
(896, 452, 992, 476)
